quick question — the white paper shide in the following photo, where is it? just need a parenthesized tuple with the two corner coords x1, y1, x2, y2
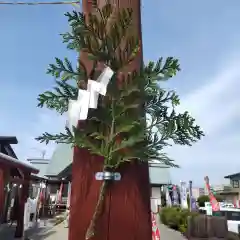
(67, 66, 114, 131)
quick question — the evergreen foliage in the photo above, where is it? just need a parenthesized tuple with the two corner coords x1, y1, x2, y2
(36, 3, 204, 239)
(197, 195, 224, 207)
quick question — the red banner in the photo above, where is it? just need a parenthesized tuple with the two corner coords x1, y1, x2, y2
(151, 213, 160, 240)
(233, 199, 240, 208)
(204, 176, 220, 212)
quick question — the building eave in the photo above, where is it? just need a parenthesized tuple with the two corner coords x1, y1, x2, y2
(57, 164, 72, 178)
(0, 152, 39, 174)
(30, 174, 48, 181)
(0, 136, 18, 144)
(224, 172, 240, 179)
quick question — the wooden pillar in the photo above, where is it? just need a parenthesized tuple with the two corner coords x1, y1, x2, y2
(14, 172, 30, 239)
(0, 164, 9, 222)
(2, 182, 12, 223)
(69, 149, 110, 240)
(0, 167, 5, 220)
(69, 0, 152, 240)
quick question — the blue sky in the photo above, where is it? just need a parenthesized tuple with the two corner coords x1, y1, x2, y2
(1, 0, 239, 186)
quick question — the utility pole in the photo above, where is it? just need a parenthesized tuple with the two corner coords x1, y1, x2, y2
(69, 1, 152, 240)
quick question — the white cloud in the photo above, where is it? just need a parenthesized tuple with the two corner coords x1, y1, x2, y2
(167, 56, 240, 186)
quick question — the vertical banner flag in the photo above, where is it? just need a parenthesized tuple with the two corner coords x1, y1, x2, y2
(233, 199, 237, 208)
(165, 187, 172, 207)
(180, 181, 188, 209)
(34, 187, 41, 222)
(151, 212, 160, 240)
(58, 182, 63, 204)
(67, 182, 71, 208)
(157, 190, 161, 208)
(172, 185, 179, 206)
(204, 176, 220, 212)
(233, 199, 240, 208)
(24, 198, 31, 230)
(191, 197, 197, 211)
(188, 180, 194, 211)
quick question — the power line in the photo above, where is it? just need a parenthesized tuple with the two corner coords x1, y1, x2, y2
(0, 1, 79, 5)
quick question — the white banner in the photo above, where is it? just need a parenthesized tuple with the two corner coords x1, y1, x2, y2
(24, 198, 31, 230)
(172, 185, 179, 206)
(67, 182, 71, 208)
(180, 181, 188, 209)
(165, 188, 172, 207)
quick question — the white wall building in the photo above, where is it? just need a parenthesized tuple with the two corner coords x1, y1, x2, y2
(149, 163, 171, 212)
(191, 187, 205, 199)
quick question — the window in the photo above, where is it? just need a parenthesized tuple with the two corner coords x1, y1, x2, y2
(232, 180, 239, 188)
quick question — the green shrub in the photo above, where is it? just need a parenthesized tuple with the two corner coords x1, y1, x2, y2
(160, 207, 239, 239)
(178, 209, 189, 232)
(159, 207, 170, 225)
(164, 207, 181, 230)
(178, 224, 187, 234)
(197, 195, 210, 207)
(160, 206, 199, 234)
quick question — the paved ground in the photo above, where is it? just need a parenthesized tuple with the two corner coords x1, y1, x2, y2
(0, 219, 58, 240)
(28, 216, 185, 240)
(158, 223, 187, 240)
(28, 223, 68, 240)
(29, 221, 184, 240)
(1, 216, 185, 240)
(29, 216, 185, 240)
(156, 214, 187, 240)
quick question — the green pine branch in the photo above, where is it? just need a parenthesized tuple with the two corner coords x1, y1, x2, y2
(37, 80, 78, 114)
(62, 5, 139, 71)
(47, 57, 87, 82)
(36, 127, 74, 144)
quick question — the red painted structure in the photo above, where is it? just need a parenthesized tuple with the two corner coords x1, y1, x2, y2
(0, 137, 39, 238)
(69, 1, 152, 240)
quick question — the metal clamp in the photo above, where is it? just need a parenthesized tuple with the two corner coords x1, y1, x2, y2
(95, 172, 121, 181)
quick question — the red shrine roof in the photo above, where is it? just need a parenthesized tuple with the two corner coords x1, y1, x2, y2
(0, 152, 39, 174)
(0, 136, 39, 174)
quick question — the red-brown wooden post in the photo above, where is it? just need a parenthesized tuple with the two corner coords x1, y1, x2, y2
(14, 171, 30, 239)
(0, 165, 10, 223)
(0, 167, 5, 219)
(69, 1, 152, 240)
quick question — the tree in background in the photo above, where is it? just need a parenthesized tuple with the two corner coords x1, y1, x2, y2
(36, 3, 204, 239)
(197, 194, 224, 207)
(198, 195, 210, 207)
